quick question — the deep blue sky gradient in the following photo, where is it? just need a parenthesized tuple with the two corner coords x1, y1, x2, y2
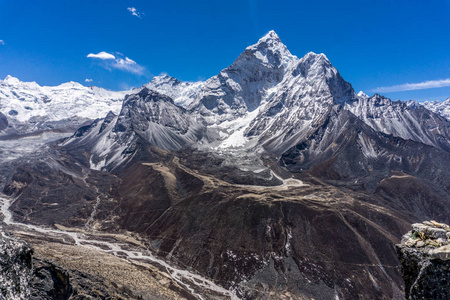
(0, 0, 449, 101)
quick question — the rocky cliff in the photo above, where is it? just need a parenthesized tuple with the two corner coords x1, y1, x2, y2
(0, 232, 33, 299)
(396, 221, 450, 299)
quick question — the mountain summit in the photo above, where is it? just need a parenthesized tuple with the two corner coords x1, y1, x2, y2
(61, 31, 450, 173)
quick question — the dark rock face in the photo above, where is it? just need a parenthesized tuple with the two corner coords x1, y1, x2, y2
(8, 110, 18, 116)
(30, 258, 72, 300)
(0, 112, 7, 131)
(396, 221, 450, 299)
(0, 233, 72, 300)
(0, 233, 33, 299)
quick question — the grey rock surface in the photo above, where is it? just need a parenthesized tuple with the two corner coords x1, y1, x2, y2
(0, 232, 33, 300)
(396, 221, 450, 299)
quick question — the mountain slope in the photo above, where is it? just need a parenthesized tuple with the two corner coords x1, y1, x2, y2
(344, 94, 450, 152)
(61, 88, 205, 171)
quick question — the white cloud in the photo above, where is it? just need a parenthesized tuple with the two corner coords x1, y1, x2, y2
(85, 78, 93, 82)
(112, 57, 145, 75)
(372, 78, 450, 93)
(87, 51, 116, 60)
(0, 40, 4, 45)
(87, 51, 145, 75)
(127, 7, 141, 18)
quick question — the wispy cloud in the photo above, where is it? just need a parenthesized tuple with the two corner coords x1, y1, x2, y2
(0, 40, 5, 45)
(87, 51, 145, 75)
(85, 78, 93, 83)
(372, 78, 450, 93)
(112, 57, 145, 74)
(127, 7, 141, 18)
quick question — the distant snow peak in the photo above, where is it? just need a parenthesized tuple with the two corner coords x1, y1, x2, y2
(150, 74, 180, 86)
(0, 75, 131, 127)
(357, 91, 369, 99)
(144, 74, 204, 109)
(422, 97, 450, 120)
(3, 75, 20, 85)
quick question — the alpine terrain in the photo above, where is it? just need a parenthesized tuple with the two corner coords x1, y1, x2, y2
(1, 31, 449, 299)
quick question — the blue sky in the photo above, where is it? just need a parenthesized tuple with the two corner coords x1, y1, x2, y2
(0, 0, 449, 101)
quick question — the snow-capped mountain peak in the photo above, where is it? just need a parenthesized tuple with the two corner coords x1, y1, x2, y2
(247, 30, 284, 53)
(295, 52, 336, 77)
(357, 91, 369, 99)
(258, 30, 281, 43)
(422, 97, 450, 120)
(144, 75, 204, 109)
(148, 74, 181, 86)
(3, 75, 21, 85)
(244, 30, 296, 69)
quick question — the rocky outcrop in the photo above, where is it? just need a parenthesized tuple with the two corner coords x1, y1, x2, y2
(0, 232, 33, 299)
(0, 112, 7, 132)
(396, 221, 450, 299)
(0, 232, 73, 300)
(30, 259, 72, 300)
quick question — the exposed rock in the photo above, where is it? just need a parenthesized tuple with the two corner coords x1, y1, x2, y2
(396, 221, 450, 299)
(29, 258, 72, 300)
(0, 112, 7, 131)
(0, 232, 33, 300)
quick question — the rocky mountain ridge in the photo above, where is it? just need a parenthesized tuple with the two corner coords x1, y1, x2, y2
(61, 31, 450, 176)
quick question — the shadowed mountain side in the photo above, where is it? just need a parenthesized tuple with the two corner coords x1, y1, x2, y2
(109, 159, 411, 299)
(281, 108, 450, 197)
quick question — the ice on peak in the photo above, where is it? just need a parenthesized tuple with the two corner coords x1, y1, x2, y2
(302, 52, 330, 63)
(3, 75, 20, 85)
(56, 81, 84, 89)
(357, 91, 369, 99)
(247, 30, 288, 53)
(149, 74, 180, 85)
(296, 52, 334, 76)
(243, 31, 296, 69)
(259, 30, 281, 43)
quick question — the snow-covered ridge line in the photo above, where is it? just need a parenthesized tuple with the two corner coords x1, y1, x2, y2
(0, 75, 134, 123)
(421, 97, 450, 120)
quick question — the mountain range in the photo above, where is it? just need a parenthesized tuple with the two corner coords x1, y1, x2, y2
(1, 30, 450, 299)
